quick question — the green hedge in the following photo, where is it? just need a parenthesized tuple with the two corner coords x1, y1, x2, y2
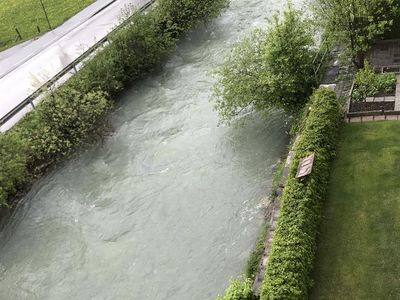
(260, 87, 340, 299)
(0, 0, 229, 206)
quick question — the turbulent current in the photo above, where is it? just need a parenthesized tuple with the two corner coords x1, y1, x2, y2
(0, 0, 294, 299)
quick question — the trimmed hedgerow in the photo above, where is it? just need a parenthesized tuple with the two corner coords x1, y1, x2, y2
(0, 0, 229, 206)
(260, 87, 340, 299)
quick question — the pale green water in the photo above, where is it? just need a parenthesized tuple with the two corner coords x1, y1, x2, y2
(0, 1, 294, 299)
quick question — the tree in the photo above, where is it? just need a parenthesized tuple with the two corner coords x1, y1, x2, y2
(313, 0, 400, 67)
(213, 6, 316, 124)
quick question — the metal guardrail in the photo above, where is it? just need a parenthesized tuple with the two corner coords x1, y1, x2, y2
(0, 0, 156, 128)
(312, 39, 329, 77)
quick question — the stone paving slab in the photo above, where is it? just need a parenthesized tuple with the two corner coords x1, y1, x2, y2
(374, 115, 386, 121)
(362, 116, 374, 122)
(386, 115, 399, 121)
(350, 117, 362, 123)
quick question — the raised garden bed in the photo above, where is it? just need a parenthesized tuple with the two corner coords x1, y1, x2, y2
(349, 61, 398, 113)
(351, 62, 397, 102)
(349, 101, 394, 113)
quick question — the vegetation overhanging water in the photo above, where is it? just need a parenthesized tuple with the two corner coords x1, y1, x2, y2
(0, 0, 297, 299)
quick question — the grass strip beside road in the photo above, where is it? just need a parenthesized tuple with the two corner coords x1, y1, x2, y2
(0, 0, 95, 51)
(311, 121, 400, 299)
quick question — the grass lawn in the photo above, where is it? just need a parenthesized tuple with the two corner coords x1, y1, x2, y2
(311, 121, 400, 299)
(0, 0, 95, 51)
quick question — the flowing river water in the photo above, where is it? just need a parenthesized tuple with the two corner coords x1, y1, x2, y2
(0, 0, 295, 299)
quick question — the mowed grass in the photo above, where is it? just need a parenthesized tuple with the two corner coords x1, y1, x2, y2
(0, 0, 95, 51)
(311, 121, 400, 299)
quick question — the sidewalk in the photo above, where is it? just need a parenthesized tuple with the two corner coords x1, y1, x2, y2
(0, 0, 151, 131)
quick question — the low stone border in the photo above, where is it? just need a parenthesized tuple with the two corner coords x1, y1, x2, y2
(346, 113, 400, 123)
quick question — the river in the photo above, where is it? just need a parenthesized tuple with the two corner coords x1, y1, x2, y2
(0, 0, 292, 299)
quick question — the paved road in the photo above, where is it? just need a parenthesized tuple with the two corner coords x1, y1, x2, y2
(0, 0, 151, 131)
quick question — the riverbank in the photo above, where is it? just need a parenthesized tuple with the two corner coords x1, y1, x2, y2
(0, 0, 229, 207)
(0, 1, 292, 299)
(217, 0, 400, 297)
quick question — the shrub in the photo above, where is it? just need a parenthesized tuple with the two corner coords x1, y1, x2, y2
(352, 61, 397, 102)
(213, 5, 316, 124)
(260, 87, 340, 299)
(72, 11, 176, 97)
(217, 279, 254, 300)
(379, 72, 397, 93)
(0, 133, 28, 205)
(13, 88, 111, 166)
(155, 0, 229, 37)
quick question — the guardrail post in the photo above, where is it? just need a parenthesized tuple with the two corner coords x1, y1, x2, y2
(28, 98, 35, 108)
(15, 28, 22, 41)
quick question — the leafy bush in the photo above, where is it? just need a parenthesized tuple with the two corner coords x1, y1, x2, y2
(24, 88, 111, 164)
(0, 133, 28, 205)
(379, 72, 397, 93)
(352, 61, 397, 102)
(217, 279, 254, 300)
(260, 87, 340, 299)
(213, 5, 316, 124)
(155, 0, 229, 37)
(72, 11, 176, 97)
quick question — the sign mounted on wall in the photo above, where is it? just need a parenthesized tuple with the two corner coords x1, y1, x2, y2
(296, 153, 315, 178)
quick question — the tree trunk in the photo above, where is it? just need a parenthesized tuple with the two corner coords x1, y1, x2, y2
(353, 51, 365, 69)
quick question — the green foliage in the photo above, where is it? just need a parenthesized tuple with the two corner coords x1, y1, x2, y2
(0, 133, 28, 205)
(245, 223, 269, 279)
(155, 0, 229, 37)
(217, 278, 254, 300)
(0, 0, 229, 206)
(313, 0, 400, 66)
(213, 6, 315, 124)
(379, 72, 397, 93)
(29, 88, 111, 162)
(72, 11, 176, 97)
(352, 61, 397, 101)
(260, 87, 341, 299)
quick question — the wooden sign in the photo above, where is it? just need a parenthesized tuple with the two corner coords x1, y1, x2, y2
(296, 153, 315, 178)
